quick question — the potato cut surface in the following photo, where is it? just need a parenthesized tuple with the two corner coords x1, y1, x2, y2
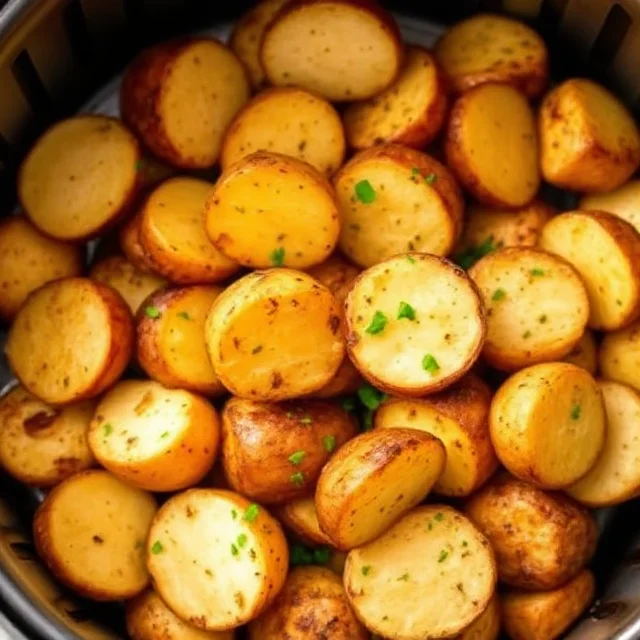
(274, 497, 333, 545)
(564, 330, 597, 374)
(581, 180, 640, 233)
(455, 593, 500, 640)
(344, 505, 497, 639)
(600, 320, 640, 391)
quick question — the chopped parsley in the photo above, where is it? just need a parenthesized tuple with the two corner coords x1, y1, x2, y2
(492, 288, 506, 302)
(365, 310, 388, 335)
(290, 471, 305, 487)
(362, 409, 374, 431)
(355, 179, 376, 204)
(530, 267, 545, 277)
(144, 305, 161, 319)
(323, 435, 336, 453)
(103, 423, 113, 437)
(313, 547, 332, 565)
(362, 565, 372, 576)
(231, 543, 239, 556)
(454, 236, 497, 270)
(438, 550, 449, 563)
(406, 255, 416, 264)
(270, 247, 285, 267)
(290, 544, 332, 567)
(357, 383, 387, 410)
(177, 311, 191, 320)
(462, 540, 468, 547)
(397, 573, 410, 581)
(288, 450, 306, 466)
(237, 533, 248, 548)
(571, 403, 581, 420)
(160, 431, 169, 438)
(150, 540, 163, 555)
(231, 509, 238, 520)
(425, 173, 438, 185)
(299, 415, 313, 425)
(411, 167, 421, 177)
(244, 504, 260, 522)
(397, 301, 416, 321)
(341, 396, 357, 412)
(422, 354, 440, 374)
(434, 512, 444, 522)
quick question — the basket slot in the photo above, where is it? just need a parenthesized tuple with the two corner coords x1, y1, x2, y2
(63, 0, 94, 64)
(0, 66, 34, 145)
(80, 0, 128, 54)
(589, 2, 632, 66)
(611, 18, 640, 104)
(10, 50, 53, 123)
(558, 0, 614, 58)
(501, 0, 545, 19)
(540, 0, 571, 24)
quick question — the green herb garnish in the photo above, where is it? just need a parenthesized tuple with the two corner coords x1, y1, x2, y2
(362, 565, 372, 576)
(365, 310, 388, 335)
(237, 533, 248, 548)
(288, 451, 306, 466)
(454, 236, 497, 270)
(397, 301, 416, 321)
(244, 504, 260, 522)
(103, 423, 113, 437)
(492, 288, 506, 302)
(355, 179, 376, 204)
(322, 435, 336, 453)
(144, 306, 161, 319)
(270, 247, 285, 267)
(290, 471, 305, 487)
(425, 173, 437, 185)
(231, 543, 239, 556)
(571, 403, 581, 420)
(357, 383, 387, 410)
(438, 550, 449, 563)
(313, 547, 331, 565)
(406, 255, 416, 264)
(150, 540, 163, 555)
(422, 354, 440, 374)
(530, 267, 545, 277)
(177, 311, 191, 320)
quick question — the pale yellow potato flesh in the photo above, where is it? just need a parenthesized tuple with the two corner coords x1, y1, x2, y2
(564, 330, 597, 375)
(600, 320, 640, 391)
(580, 180, 640, 233)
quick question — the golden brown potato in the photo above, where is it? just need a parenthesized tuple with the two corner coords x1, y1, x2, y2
(580, 180, 640, 233)
(375, 375, 498, 497)
(121, 38, 250, 169)
(308, 357, 362, 399)
(274, 497, 333, 545)
(454, 593, 500, 640)
(5, 278, 134, 405)
(119, 210, 157, 274)
(18, 116, 140, 241)
(248, 566, 368, 639)
(146, 489, 288, 630)
(564, 330, 597, 375)
(600, 321, 640, 391)
(539, 78, 640, 192)
(445, 83, 540, 208)
(221, 396, 357, 504)
(33, 469, 157, 600)
(205, 269, 345, 401)
(335, 145, 464, 267)
(464, 473, 597, 590)
(344, 505, 497, 639)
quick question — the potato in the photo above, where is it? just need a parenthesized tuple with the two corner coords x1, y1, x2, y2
(567, 380, 640, 506)
(18, 116, 140, 241)
(119, 210, 157, 274)
(308, 358, 362, 398)
(0, 386, 95, 487)
(261, 0, 403, 101)
(5, 278, 134, 405)
(206, 151, 340, 269)
(343, 46, 448, 150)
(345, 253, 486, 396)
(344, 505, 497, 639)
(564, 330, 597, 375)
(136, 285, 225, 395)
(464, 473, 597, 590)
(205, 269, 345, 401)
(469, 247, 589, 371)
(274, 497, 333, 545)
(539, 78, 640, 192)
(315, 428, 445, 550)
(600, 320, 640, 390)
(455, 593, 500, 640)
(146, 489, 288, 630)
(88, 380, 219, 492)
(434, 14, 548, 98)
(539, 210, 640, 331)
(248, 566, 368, 639)
(0, 217, 84, 320)
(33, 469, 157, 600)
(580, 180, 640, 233)
(126, 589, 235, 640)
(445, 83, 540, 208)
(502, 570, 595, 640)
(121, 38, 250, 169)
(375, 375, 498, 497)
(140, 177, 239, 285)
(221, 87, 345, 176)
(221, 396, 357, 504)
(335, 146, 464, 267)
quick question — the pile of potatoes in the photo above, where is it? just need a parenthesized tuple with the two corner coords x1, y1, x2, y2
(3, 1, 640, 638)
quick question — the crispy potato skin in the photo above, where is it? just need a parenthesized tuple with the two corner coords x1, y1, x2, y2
(274, 497, 333, 545)
(454, 593, 500, 640)
(119, 211, 158, 274)
(580, 180, 640, 233)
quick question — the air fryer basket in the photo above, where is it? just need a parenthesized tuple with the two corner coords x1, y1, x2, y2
(1, 0, 640, 638)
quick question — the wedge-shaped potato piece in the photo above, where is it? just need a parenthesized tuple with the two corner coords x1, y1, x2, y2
(261, 0, 403, 101)
(345, 254, 485, 395)
(502, 570, 595, 640)
(343, 46, 447, 150)
(567, 380, 640, 506)
(147, 489, 288, 630)
(600, 321, 640, 391)
(580, 180, 640, 233)
(375, 375, 498, 497)
(33, 469, 156, 600)
(207, 152, 339, 269)
(564, 330, 597, 374)
(119, 211, 157, 274)
(221, 87, 345, 176)
(336, 146, 464, 267)
(222, 397, 357, 503)
(540, 79, 640, 192)
(5, 278, 133, 405)
(88, 380, 219, 492)
(435, 14, 548, 98)
(456, 593, 500, 640)
(344, 505, 497, 639)
(315, 428, 445, 550)
(206, 269, 345, 400)
(249, 566, 367, 639)
(539, 210, 640, 330)
(121, 38, 249, 169)
(469, 247, 589, 371)
(274, 497, 333, 545)
(446, 84, 539, 208)
(465, 473, 597, 590)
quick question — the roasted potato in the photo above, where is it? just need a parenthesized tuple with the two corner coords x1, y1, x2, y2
(5, 278, 134, 405)
(119, 210, 157, 274)
(600, 320, 640, 391)
(33, 469, 157, 600)
(146, 489, 288, 630)
(564, 330, 597, 375)
(455, 593, 500, 640)
(274, 497, 333, 545)
(335, 145, 464, 267)
(580, 180, 640, 233)
(344, 505, 497, 639)
(539, 78, 640, 192)
(464, 473, 597, 590)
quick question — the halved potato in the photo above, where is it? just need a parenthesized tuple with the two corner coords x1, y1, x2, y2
(564, 330, 597, 375)
(119, 210, 157, 274)
(600, 320, 640, 391)
(5, 278, 134, 405)
(221, 396, 357, 504)
(121, 38, 250, 169)
(465, 473, 597, 590)
(343, 46, 448, 150)
(434, 13, 548, 98)
(580, 180, 640, 233)
(344, 505, 497, 639)
(335, 145, 464, 267)
(345, 253, 486, 396)
(375, 375, 498, 497)
(539, 78, 640, 192)
(33, 469, 157, 600)
(274, 497, 333, 546)
(205, 269, 345, 400)
(445, 83, 540, 208)
(261, 0, 403, 101)
(88, 380, 219, 492)
(146, 489, 288, 630)
(539, 210, 640, 331)
(206, 151, 340, 269)
(455, 593, 500, 640)
(315, 428, 446, 550)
